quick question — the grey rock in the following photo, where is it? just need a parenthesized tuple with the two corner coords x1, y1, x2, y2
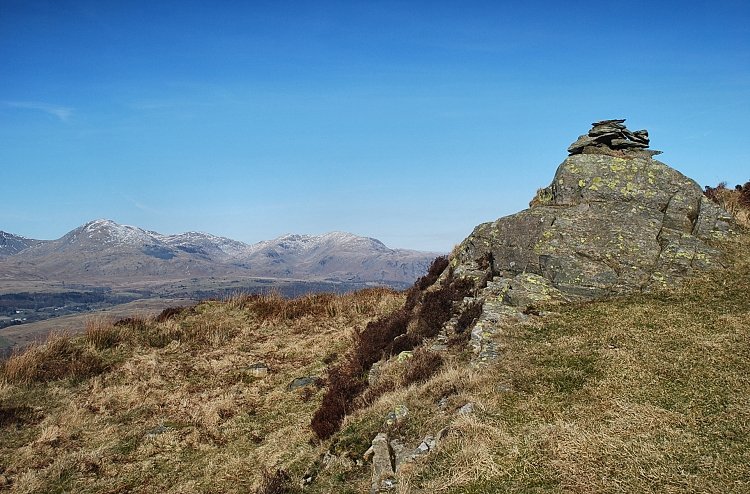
(592, 118, 626, 128)
(458, 403, 475, 415)
(610, 138, 649, 149)
(567, 134, 599, 154)
(390, 439, 416, 470)
(384, 405, 409, 427)
(145, 424, 171, 438)
(370, 433, 396, 493)
(458, 153, 731, 300)
(368, 361, 382, 386)
(287, 376, 320, 391)
(248, 362, 269, 377)
(570, 119, 652, 155)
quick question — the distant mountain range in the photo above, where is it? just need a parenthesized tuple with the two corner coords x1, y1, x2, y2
(0, 220, 441, 286)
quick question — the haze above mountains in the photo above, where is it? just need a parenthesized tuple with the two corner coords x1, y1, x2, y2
(0, 219, 440, 286)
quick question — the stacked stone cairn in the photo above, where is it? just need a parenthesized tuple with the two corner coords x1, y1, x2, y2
(568, 119, 658, 157)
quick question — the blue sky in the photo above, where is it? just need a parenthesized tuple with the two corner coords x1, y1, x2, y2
(1, 0, 748, 251)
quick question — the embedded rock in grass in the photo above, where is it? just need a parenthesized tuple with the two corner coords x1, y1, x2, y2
(248, 362, 269, 377)
(384, 405, 409, 427)
(287, 376, 320, 391)
(369, 432, 397, 493)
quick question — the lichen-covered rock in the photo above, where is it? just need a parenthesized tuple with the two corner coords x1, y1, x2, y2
(456, 152, 733, 299)
(443, 121, 737, 364)
(369, 432, 396, 493)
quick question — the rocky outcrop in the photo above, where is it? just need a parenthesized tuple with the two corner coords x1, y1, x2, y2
(356, 121, 738, 487)
(445, 120, 734, 361)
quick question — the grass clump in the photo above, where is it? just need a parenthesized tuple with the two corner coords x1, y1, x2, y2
(83, 317, 123, 350)
(1, 333, 105, 385)
(256, 468, 294, 494)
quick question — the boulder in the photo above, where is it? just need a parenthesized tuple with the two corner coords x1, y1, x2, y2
(444, 120, 735, 362)
(456, 153, 732, 299)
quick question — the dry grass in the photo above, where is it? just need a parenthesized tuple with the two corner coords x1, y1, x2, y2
(83, 317, 123, 350)
(705, 181, 750, 228)
(223, 287, 398, 322)
(1, 332, 105, 385)
(0, 288, 402, 493)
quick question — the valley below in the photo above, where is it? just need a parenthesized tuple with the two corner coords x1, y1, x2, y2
(0, 276, 390, 355)
(0, 221, 437, 354)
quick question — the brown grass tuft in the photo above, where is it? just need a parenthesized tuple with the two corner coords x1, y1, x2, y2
(1, 333, 105, 385)
(155, 305, 194, 323)
(83, 317, 121, 349)
(402, 348, 443, 385)
(256, 468, 293, 494)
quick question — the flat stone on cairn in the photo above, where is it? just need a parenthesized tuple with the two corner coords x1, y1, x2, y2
(568, 119, 658, 157)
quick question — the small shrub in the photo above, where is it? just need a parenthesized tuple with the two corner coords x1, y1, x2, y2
(416, 255, 450, 291)
(415, 276, 474, 340)
(353, 309, 410, 369)
(404, 286, 420, 312)
(311, 357, 367, 440)
(156, 305, 194, 323)
(740, 181, 750, 207)
(389, 333, 417, 355)
(256, 468, 293, 494)
(114, 316, 149, 331)
(704, 182, 728, 203)
(322, 352, 338, 365)
(402, 348, 443, 385)
(312, 307, 413, 438)
(704, 181, 750, 228)
(456, 301, 483, 333)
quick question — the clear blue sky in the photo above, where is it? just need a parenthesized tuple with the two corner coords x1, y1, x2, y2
(1, 0, 748, 251)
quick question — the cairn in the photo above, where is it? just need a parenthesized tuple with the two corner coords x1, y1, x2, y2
(568, 119, 660, 157)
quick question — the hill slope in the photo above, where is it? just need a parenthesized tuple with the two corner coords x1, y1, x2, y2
(0, 235, 747, 493)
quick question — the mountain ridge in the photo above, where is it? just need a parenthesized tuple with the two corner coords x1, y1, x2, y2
(0, 219, 441, 286)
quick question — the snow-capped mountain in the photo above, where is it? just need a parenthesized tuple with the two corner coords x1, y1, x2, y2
(0, 220, 441, 285)
(164, 231, 250, 260)
(0, 231, 42, 257)
(238, 232, 435, 282)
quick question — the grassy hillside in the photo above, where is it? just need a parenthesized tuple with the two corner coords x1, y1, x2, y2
(0, 289, 403, 493)
(1, 232, 749, 493)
